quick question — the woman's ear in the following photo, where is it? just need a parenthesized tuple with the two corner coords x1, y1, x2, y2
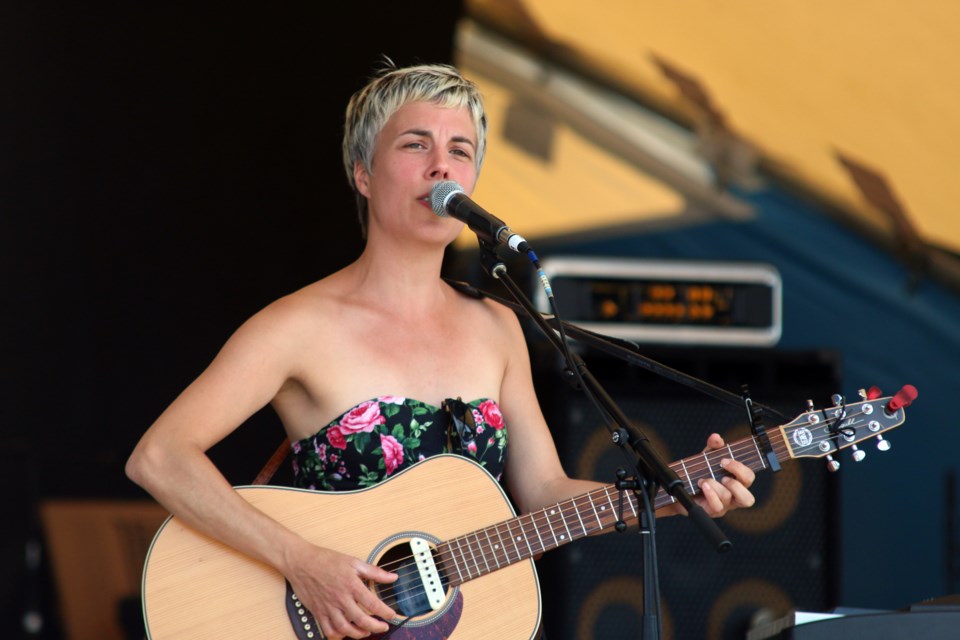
(354, 160, 371, 198)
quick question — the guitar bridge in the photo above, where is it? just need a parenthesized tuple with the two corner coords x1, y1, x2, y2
(285, 581, 319, 640)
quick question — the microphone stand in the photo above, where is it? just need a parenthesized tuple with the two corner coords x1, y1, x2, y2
(472, 242, 731, 640)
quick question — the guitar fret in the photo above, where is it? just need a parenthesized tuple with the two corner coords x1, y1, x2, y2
(459, 537, 480, 580)
(625, 487, 638, 519)
(482, 534, 494, 572)
(750, 436, 767, 469)
(451, 537, 470, 581)
(470, 532, 485, 575)
(513, 516, 534, 558)
(571, 496, 589, 537)
(446, 538, 461, 581)
(602, 488, 617, 525)
(544, 507, 560, 549)
(497, 523, 522, 564)
(559, 507, 572, 541)
(510, 524, 521, 562)
(679, 458, 695, 493)
(450, 545, 464, 584)
(471, 532, 490, 575)
(563, 504, 578, 540)
(506, 522, 520, 563)
(588, 491, 603, 531)
(504, 519, 522, 561)
(483, 531, 494, 572)
(460, 535, 479, 579)
(504, 523, 518, 563)
(465, 536, 479, 580)
(436, 543, 463, 587)
(483, 528, 501, 569)
(492, 523, 509, 565)
(517, 515, 534, 556)
(554, 505, 572, 544)
(719, 444, 738, 480)
(703, 452, 717, 480)
(529, 512, 547, 553)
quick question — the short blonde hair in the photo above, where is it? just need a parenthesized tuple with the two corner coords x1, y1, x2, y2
(342, 60, 488, 237)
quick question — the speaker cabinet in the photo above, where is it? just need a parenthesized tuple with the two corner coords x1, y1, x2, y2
(532, 346, 841, 640)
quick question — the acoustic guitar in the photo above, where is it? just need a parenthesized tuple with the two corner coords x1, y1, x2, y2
(141, 386, 915, 639)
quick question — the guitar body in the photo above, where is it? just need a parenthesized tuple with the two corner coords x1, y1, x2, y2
(142, 455, 541, 639)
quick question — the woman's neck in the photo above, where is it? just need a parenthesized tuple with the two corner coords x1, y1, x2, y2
(347, 238, 450, 307)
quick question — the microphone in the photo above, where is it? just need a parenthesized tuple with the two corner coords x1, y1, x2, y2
(430, 181, 530, 253)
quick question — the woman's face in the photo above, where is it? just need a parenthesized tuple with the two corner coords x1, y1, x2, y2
(354, 101, 479, 245)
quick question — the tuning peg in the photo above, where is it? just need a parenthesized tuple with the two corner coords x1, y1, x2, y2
(876, 435, 891, 451)
(826, 455, 840, 472)
(886, 384, 918, 414)
(806, 399, 815, 411)
(851, 445, 865, 462)
(866, 386, 883, 400)
(832, 394, 844, 406)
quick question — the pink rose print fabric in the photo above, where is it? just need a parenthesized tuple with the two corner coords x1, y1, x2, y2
(291, 397, 508, 491)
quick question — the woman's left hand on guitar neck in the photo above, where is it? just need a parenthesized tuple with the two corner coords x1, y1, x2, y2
(659, 433, 757, 518)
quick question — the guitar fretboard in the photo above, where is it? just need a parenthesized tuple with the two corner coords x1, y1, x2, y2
(435, 431, 787, 586)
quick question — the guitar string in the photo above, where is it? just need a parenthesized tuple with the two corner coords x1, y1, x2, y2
(369, 435, 779, 607)
(373, 407, 870, 608)
(367, 407, 883, 607)
(369, 407, 871, 606)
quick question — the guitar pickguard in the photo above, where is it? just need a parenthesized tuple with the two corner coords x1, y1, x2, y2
(371, 593, 464, 640)
(284, 580, 464, 640)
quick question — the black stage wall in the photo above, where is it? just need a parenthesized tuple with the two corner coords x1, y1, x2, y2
(532, 345, 842, 640)
(1, 3, 463, 637)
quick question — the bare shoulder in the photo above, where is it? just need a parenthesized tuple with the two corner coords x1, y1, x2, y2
(221, 278, 345, 360)
(483, 295, 525, 337)
(448, 283, 526, 347)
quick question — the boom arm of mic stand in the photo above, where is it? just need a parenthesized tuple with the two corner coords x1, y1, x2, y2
(442, 279, 790, 424)
(469, 256, 731, 553)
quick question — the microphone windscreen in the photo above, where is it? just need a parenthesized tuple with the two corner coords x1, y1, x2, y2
(429, 181, 465, 217)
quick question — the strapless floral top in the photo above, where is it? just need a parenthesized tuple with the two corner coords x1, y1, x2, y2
(291, 396, 508, 491)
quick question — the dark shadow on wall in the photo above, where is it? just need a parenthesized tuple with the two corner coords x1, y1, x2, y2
(1, 2, 463, 637)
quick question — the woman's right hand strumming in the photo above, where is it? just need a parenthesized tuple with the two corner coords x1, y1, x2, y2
(283, 542, 398, 639)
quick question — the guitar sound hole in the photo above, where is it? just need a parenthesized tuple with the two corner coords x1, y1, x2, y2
(375, 543, 449, 618)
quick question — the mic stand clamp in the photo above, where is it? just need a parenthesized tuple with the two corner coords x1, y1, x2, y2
(614, 468, 642, 533)
(477, 240, 507, 282)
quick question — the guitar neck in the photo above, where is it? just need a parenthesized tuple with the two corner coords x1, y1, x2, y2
(436, 431, 784, 587)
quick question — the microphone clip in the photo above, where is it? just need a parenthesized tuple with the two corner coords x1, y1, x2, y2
(478, 240, 507, 279)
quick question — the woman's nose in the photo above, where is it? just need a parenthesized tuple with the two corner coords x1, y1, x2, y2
(427, 150, 449, 179)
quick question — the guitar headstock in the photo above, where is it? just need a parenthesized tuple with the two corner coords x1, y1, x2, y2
(779, 385, 917, 471)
